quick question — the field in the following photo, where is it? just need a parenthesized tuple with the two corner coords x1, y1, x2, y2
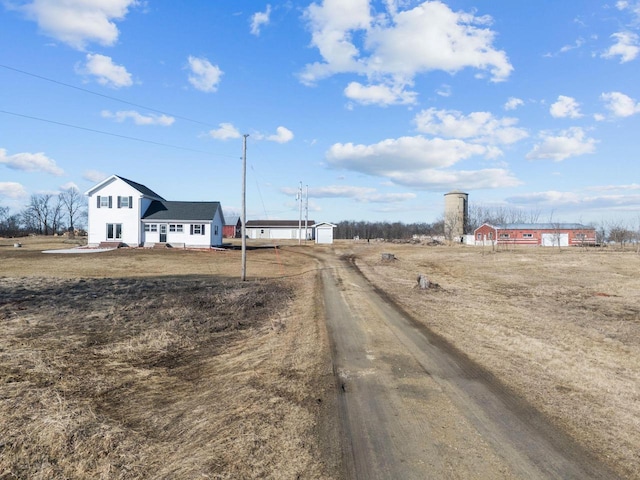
(0, 237, 341, 479)
(342, 240, 640, 479)
(1, 236, 639, 479)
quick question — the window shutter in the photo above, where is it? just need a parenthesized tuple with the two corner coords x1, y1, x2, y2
(190, 224, 194, 235)
(117, 196, 121, 208)
(129, 196, 133, 209)
(202, 224, 206, 235)
(97, 196, 101, 208)
(108, 196, 112, 208)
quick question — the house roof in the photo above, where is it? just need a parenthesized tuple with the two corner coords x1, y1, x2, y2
(117, 176, 165, 200)
(142, 201, 222, 221)
(84, 174, 165, 200)
(479, 222, 593, 231)
(246, 220, 316, 228)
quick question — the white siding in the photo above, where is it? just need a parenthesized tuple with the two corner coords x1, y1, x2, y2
(86, 178, 143, 246)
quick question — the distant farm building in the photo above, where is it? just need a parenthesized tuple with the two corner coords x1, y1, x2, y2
(223, 216, 241, 238)
(245, 220, 316, 241)
(314, 222, 336, 244)
(474, 223, 597, 247)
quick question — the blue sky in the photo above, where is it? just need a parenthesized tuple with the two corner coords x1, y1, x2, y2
(2, 0, 640, 226)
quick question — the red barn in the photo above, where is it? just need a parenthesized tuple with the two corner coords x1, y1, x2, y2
(474, 223, 596, 247)
(223, 217, 241, 238)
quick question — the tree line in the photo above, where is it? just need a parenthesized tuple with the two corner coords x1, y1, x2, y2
(0, 188, 86, 237)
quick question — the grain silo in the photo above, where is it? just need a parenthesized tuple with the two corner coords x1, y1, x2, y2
(444, 191, 468, 240)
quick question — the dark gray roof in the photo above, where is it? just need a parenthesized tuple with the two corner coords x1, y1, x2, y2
(246, 220, 316, 228)
(117, 175, 165, 200)
(142, 201, 222, 221)
(489, 223, 593, 230)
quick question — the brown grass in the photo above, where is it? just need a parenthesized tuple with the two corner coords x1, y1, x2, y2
(0, 237, 340, 479)
(341, 240, 640, 479)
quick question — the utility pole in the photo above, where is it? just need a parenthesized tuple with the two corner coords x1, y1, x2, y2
(241, 134, 248, 281)
(304, 184, 308, 243)
(298, 181, 302, 245)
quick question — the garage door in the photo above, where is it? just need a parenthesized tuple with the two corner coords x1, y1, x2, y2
(541, 233, 569, 247)
(317, 227, 332, 244)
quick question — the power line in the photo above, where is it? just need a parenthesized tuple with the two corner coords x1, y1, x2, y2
(0, 109, 239, 158)
(0, 63, 215, 127)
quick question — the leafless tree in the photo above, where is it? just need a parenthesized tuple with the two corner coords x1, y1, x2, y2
(60, 187, 85, 234)
(607, 220, 633, 250)
(22, 194, 65, 235)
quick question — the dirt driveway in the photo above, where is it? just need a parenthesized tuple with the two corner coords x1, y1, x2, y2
(316, 250, 620, 480)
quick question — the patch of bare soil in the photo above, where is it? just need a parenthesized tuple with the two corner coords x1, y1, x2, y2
(343, 243, 640, 480)
(0, 273, 340, 479)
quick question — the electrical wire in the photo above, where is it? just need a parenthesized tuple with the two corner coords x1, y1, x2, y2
(0, 64, 215, 127)
(0, 109, 239, 158)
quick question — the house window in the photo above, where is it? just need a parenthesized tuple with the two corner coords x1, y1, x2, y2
(214, 225, 219, 235)
(499, 233, 510, 239)
(144, 224, 158, 232)
(576, 233, 586, 240)
(169, 224, 183, 233)
(523, 233, 533, 238)
(106, 223, 122, 240)
(191, 224, 206, 235)
(99, 196, 111, 208)
(118, 196, 130, 208)
(489, 232, 494, 239)
(476, 233, 482, 240)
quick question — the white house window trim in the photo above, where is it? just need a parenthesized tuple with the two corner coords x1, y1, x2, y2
(118, 196, 132, 209)
(191, 224, 206, 235)
(144, 224, 158, 232)
(169, 224, 184, 233)
(106, 223, 122, 240)
(522, 233, 533, 238)
(99, 196, 111, 208)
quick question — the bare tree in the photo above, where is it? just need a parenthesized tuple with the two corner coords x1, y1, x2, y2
(607, 220, 633, 250)
(60, 187, 85, 234)
(22, 194, 65, 235)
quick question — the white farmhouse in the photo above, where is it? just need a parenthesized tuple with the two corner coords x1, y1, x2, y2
(85, 175, 225, 248)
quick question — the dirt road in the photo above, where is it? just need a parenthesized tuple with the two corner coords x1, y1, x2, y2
(318, 251, 620, 480)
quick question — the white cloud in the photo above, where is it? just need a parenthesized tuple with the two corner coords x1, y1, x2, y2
(0, 148, 64, 176)
(301, 1, 512, 102)
(601, 91, 640, 117)
(526, 127, 597, 161)
(280, 184, 416, 203)
(83, 170, 108, 183)
(60, 181, 79, 191)
(16, 0, 138, 50)
(208, 123, 241, 140)
(602, 31, 640, 63)
(616, 1, 640, 23)
(344, 81, 417, 105)
(0, 182, 28, 199)
(250, 4, 271, 36)
(77, 53, 133, 88)
(550, 95, 582, 118)
(436, 84, 452, 97)
(187, 56, 223, 93)
(504, 97, 524, 110)
(324, 135, 521, 190)
(414, 108, 528, 144)
(254, 126, 294, 143)
(101, 110, 175, 126)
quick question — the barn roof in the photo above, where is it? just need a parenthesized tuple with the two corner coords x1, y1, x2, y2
(142, 201, 223, 222)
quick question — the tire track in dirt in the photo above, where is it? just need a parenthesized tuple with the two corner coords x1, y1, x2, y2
(316, 251, 620, 480)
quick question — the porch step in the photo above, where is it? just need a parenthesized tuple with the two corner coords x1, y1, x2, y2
(98, 241, 123, 249)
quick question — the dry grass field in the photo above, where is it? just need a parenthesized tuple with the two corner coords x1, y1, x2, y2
(340, 240, 640, 479)
(3, 236, 640, 479)
(0, 237, 341, 479)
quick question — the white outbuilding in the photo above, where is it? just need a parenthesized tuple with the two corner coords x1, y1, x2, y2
(315, 222, 336, 244)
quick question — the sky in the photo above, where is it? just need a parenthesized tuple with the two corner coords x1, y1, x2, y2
(2, 0, 640, 226)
